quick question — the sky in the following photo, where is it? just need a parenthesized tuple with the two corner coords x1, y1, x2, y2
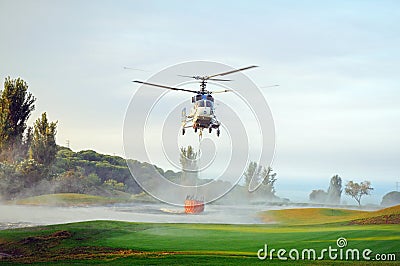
(0, 0, 399, 203)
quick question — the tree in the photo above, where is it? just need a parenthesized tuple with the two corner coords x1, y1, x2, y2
(327, 175, 342, 204)
(29, 112, 57, 167)
(0, 162, 23, 200)
(0, 77, 36, 162)
(243, 162, 277, 197)
(309, 189, 328, 203)
(86, 173, 101, 186)
(55, 168, 87, 194)
(244, 161, 260, 189)
(180, 146, 197, 168)
(345, 180, 373, 206)
(179, 145, 198, 185)
(261, 166, 277, 195)
(103, 179, 126, 191)
(16, 158, 45, 187)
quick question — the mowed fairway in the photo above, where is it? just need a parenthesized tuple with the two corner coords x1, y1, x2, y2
(0, 206, 399, 265)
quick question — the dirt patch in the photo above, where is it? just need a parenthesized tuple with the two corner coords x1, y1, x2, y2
(0, 230, 73, 258)
(349, 214, 400, 225)
(21, 230, 72, 244)
(1, 245, 174, 263)
(0, 230, 168, 263)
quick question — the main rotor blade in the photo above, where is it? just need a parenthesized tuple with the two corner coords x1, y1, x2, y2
(260, 84, 279, 88)
(212, 89, 232, 94)
(124, 67, 148, 72)
(178, 74, 199, 79)
(133, 81, 198, 93)
(178, 75, 231, 81)
(208, 78, 232, 81)
(206, 65, 258, 79)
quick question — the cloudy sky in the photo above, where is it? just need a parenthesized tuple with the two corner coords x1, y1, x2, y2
(0, 0, 399, 203)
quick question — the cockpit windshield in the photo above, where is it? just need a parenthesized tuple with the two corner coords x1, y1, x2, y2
(198, 100, 213, 107)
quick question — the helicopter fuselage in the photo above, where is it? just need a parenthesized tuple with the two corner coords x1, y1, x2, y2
(188, 94, 220, 130)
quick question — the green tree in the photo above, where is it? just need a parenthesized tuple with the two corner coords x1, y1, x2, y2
(86, 173, 101, 186)
(180, 146, 197, 169)
(261, 166, 277, 195)
(103, 179, 126, 191)
(244, 161, 260, 189)
(179, 145, 198, 185)
(0, 77, 35, 162)
(55, 168, 87, 194)
(0, 162, 22, 199)
(309, 189, 327, 203)
(16, 158, 45, 186)
(327, 175, 342, 204)
(244, 162, 276, 196)
(345, 180, 373, 206)
(29, 112, 57, 166)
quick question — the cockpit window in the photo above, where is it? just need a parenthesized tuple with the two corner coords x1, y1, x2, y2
(197, 100, 213, 107)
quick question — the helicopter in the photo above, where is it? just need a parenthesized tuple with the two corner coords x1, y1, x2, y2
(133, 65, 258, 138)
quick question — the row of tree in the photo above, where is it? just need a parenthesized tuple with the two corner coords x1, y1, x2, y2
(0, 77, 152, 199)
(0, 77, 62, 199)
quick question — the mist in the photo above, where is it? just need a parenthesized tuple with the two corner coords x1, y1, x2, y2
(0, 202, 280, 230)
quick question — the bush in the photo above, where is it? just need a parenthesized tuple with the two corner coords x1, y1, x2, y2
(103, 179, 126, 192)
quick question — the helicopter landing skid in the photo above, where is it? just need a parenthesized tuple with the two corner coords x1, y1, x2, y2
(181, 119, 220, 138)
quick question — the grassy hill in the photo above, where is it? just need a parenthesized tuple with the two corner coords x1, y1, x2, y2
(259, 205, 400, 225)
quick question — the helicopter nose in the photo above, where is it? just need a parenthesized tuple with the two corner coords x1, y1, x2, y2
(197, 107, 211, 116)
(204, 107, 211, 114)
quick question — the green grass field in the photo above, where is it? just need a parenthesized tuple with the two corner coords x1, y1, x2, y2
(0, 205, 399, 265)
